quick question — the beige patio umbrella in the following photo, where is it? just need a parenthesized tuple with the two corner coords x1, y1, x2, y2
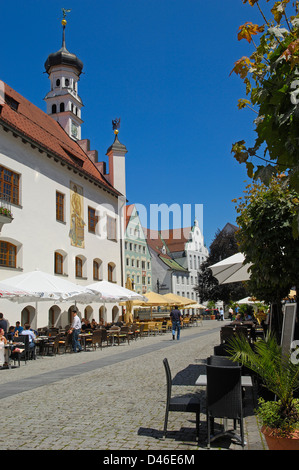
(163, 293, 197, 308)
(186, 303, 206, 309)
(121, 291, 174, 319)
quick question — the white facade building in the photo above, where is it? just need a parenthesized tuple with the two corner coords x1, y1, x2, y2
(0, 21, 127, 329)
(171, 220, 209, 301)
(146, 220, 209, 302)
(124, 204, 152, 295)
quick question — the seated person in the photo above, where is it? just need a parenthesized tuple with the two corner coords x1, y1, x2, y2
(7, 326, 15, 341)
(21, 323, 36, 349)
(231, 314, 242, 324)
(14, 321, 23, 335)
(244, 313, 253, 321)
(0, 328, 9, 366)
(81, 318, 92, 331)
(91, 319, 98, 329)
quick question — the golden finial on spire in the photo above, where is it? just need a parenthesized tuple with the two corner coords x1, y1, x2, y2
(112, 118, 121, 135)
(61, 8, 71, 26)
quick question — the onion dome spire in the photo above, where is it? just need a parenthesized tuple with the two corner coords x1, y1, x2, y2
(44, 9, 83, 76)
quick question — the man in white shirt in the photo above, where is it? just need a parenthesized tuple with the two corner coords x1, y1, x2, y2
(21, 323, 36, 348)
(70, 308, 82, 353)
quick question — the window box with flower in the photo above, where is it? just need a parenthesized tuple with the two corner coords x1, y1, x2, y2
(0, 206, 13, 226)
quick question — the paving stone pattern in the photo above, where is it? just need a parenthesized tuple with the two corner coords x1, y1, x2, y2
(0, 321, 267, 451)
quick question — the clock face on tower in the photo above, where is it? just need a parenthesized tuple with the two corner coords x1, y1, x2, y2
(71, 121, 78, 138)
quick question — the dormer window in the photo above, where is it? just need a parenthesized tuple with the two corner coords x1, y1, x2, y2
(5, 94, 19, 112)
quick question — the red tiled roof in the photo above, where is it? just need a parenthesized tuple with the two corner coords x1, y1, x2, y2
(125, 204, 135, 229)
(0, 82, 120, 196)
(145, 227, 191, 255)
(160, 227, 191, 252)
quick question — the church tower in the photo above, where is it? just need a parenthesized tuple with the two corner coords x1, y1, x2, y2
(44, 14, 84, 140)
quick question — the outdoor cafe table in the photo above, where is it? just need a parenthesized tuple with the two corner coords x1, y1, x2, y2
(79, 333, 93, 351)
(107, 329, 127, 346)
(195, 374, 253, 387)
(35, 336, 52, 356)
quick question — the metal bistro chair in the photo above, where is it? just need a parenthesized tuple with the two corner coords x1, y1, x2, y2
(58, 332, 73, 354)
(120, 326, 133, 345)
(44, 334, 63, 356)
(163, 358, 200, 442)
(206, 363, 245, 448)
(99, 328, 109, 348)
(91, 329, 102, 350)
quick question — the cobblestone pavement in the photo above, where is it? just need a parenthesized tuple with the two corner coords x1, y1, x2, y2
(0, 321, 267, 452)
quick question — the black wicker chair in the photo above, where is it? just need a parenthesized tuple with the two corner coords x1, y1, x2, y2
(163, 358, 200, 442)
(213, 343, 231, 357)
(206, 363, 245, 448)
(207, 355, 239, 367)
(220, 326, 235, 344)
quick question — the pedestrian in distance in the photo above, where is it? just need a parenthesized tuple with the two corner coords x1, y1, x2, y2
(69, 308, 83, 353)
(170, 305, 182, 340)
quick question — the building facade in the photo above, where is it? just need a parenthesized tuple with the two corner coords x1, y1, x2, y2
(146, 220, 209, 302)
(124, 204, 152, 294)
(0, 21, 127, 328)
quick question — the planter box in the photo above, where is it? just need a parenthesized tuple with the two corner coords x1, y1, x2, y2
(0, 214, 13, 224)
(262, 426, 299, 450)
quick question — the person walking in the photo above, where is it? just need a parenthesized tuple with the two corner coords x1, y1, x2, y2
(219, 307, 224, 321)
(70, 308, 83, 353)
(170, 305, 182, 340)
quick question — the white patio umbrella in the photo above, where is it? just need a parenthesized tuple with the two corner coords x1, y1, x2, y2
(2, 269, 96, 303)
(86, 280, 147, 303)
(237, 296, 262, 305)
(0, 281, 34, 300)
(210, 252, 252, 284)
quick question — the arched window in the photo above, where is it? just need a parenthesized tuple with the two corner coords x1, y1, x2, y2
(60, 102, 65, 112)
(52, 104, 57, 114)
(108, 262, 115, 282)
(65, 78, 69, 87)
(54, 252, 63, 274)
(56, 79, 60, 87)
(93, 259, 103, 281)
(48, 305, 61, 328)
(0, 241, 16, 267)
(93, 260, 99, 280)
(75, 256, 83, 278)
(21, 306, 35, 326)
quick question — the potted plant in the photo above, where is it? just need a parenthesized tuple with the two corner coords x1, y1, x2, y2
(207, 301, 216, 320)
(227, 333, 299, 450)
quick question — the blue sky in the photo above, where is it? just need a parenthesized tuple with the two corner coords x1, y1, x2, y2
(0, 0, 265, 248)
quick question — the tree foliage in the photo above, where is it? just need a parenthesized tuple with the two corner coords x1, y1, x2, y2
(231, 0, 299, 234)
(235, 177, 299, 308)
